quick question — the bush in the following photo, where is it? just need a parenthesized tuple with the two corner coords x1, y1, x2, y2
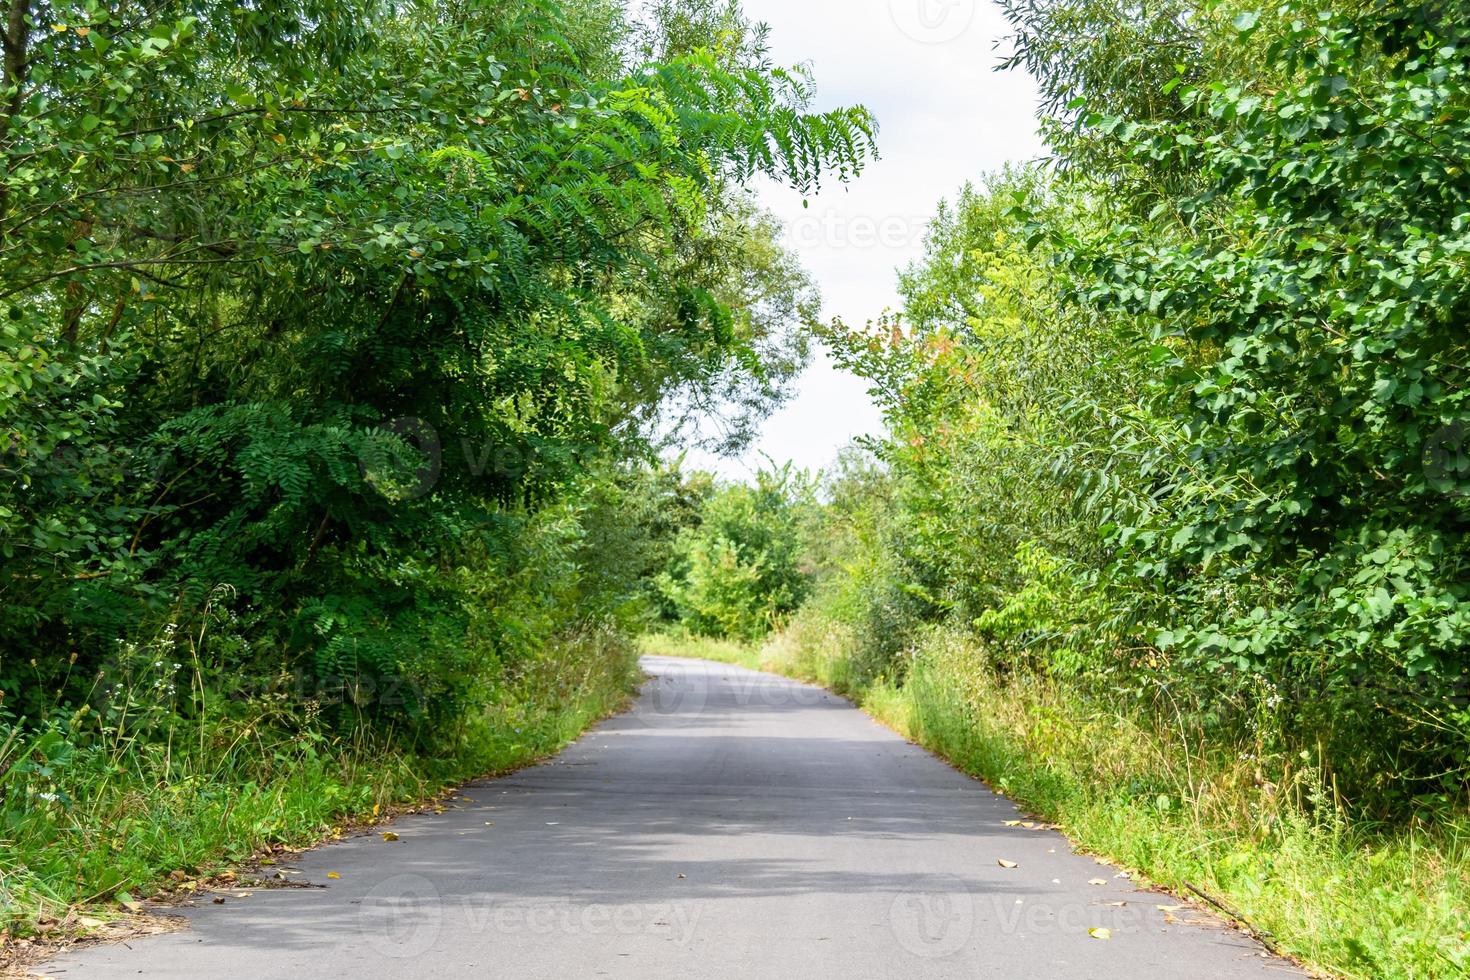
(657, 465, 814, 640)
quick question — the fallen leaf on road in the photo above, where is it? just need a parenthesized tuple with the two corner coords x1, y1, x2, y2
(1003, 820, 1021, 827)
(997, 859, 1019, 869)
(1088, 878, 1107, 886)
(212, 897, 225, 905)
(677, 873, 686, 879)
(381, 832, 399, 841)
(1089, 927, 1112, 940)
(327, 872, 341, 879)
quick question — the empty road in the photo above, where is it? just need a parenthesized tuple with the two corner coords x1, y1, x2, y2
(49, 656, 1298, 979)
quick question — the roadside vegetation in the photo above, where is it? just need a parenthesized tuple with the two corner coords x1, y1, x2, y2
(647, 1, 1470, 977)
(0, 0, 872, 941)
(9, 0, 1470, 974)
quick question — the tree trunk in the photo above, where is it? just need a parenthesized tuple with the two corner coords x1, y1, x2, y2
(1, 0, 31, 251)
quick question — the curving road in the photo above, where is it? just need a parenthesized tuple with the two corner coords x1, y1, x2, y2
(49, 656, 1300, 979)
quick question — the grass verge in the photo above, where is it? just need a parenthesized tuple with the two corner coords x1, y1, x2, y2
(643, 626, 1470, 980)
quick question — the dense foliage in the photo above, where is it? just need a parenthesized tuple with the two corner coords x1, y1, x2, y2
(0, 0, 871, 926)
(811, 0, 1470, 818)
(655, 463, 813, 640)
(0, 0, 871, 721)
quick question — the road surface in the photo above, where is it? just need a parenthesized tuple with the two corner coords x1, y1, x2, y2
(48, 656, 1299, 979)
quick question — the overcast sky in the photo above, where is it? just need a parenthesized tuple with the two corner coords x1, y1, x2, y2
(680, 0, 1046, 479)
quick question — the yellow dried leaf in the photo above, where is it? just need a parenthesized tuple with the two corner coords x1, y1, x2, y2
(381, 831, 399, 841)
(997, 859, 1018, 869)
(1089, 927, 1112, 940)
(327, 872, 341, 879)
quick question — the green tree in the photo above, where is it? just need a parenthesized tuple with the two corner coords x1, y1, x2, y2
(658, 464, 813, 640)
(0, 0, 874, 721)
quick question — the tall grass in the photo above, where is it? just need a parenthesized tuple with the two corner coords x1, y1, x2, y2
(645, 622, 1470, 979)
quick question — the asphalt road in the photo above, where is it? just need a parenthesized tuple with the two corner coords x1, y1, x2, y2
(48, 656, 1300, 979)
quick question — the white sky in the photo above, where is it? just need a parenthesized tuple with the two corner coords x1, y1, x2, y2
(680, 0, 1046, 480)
